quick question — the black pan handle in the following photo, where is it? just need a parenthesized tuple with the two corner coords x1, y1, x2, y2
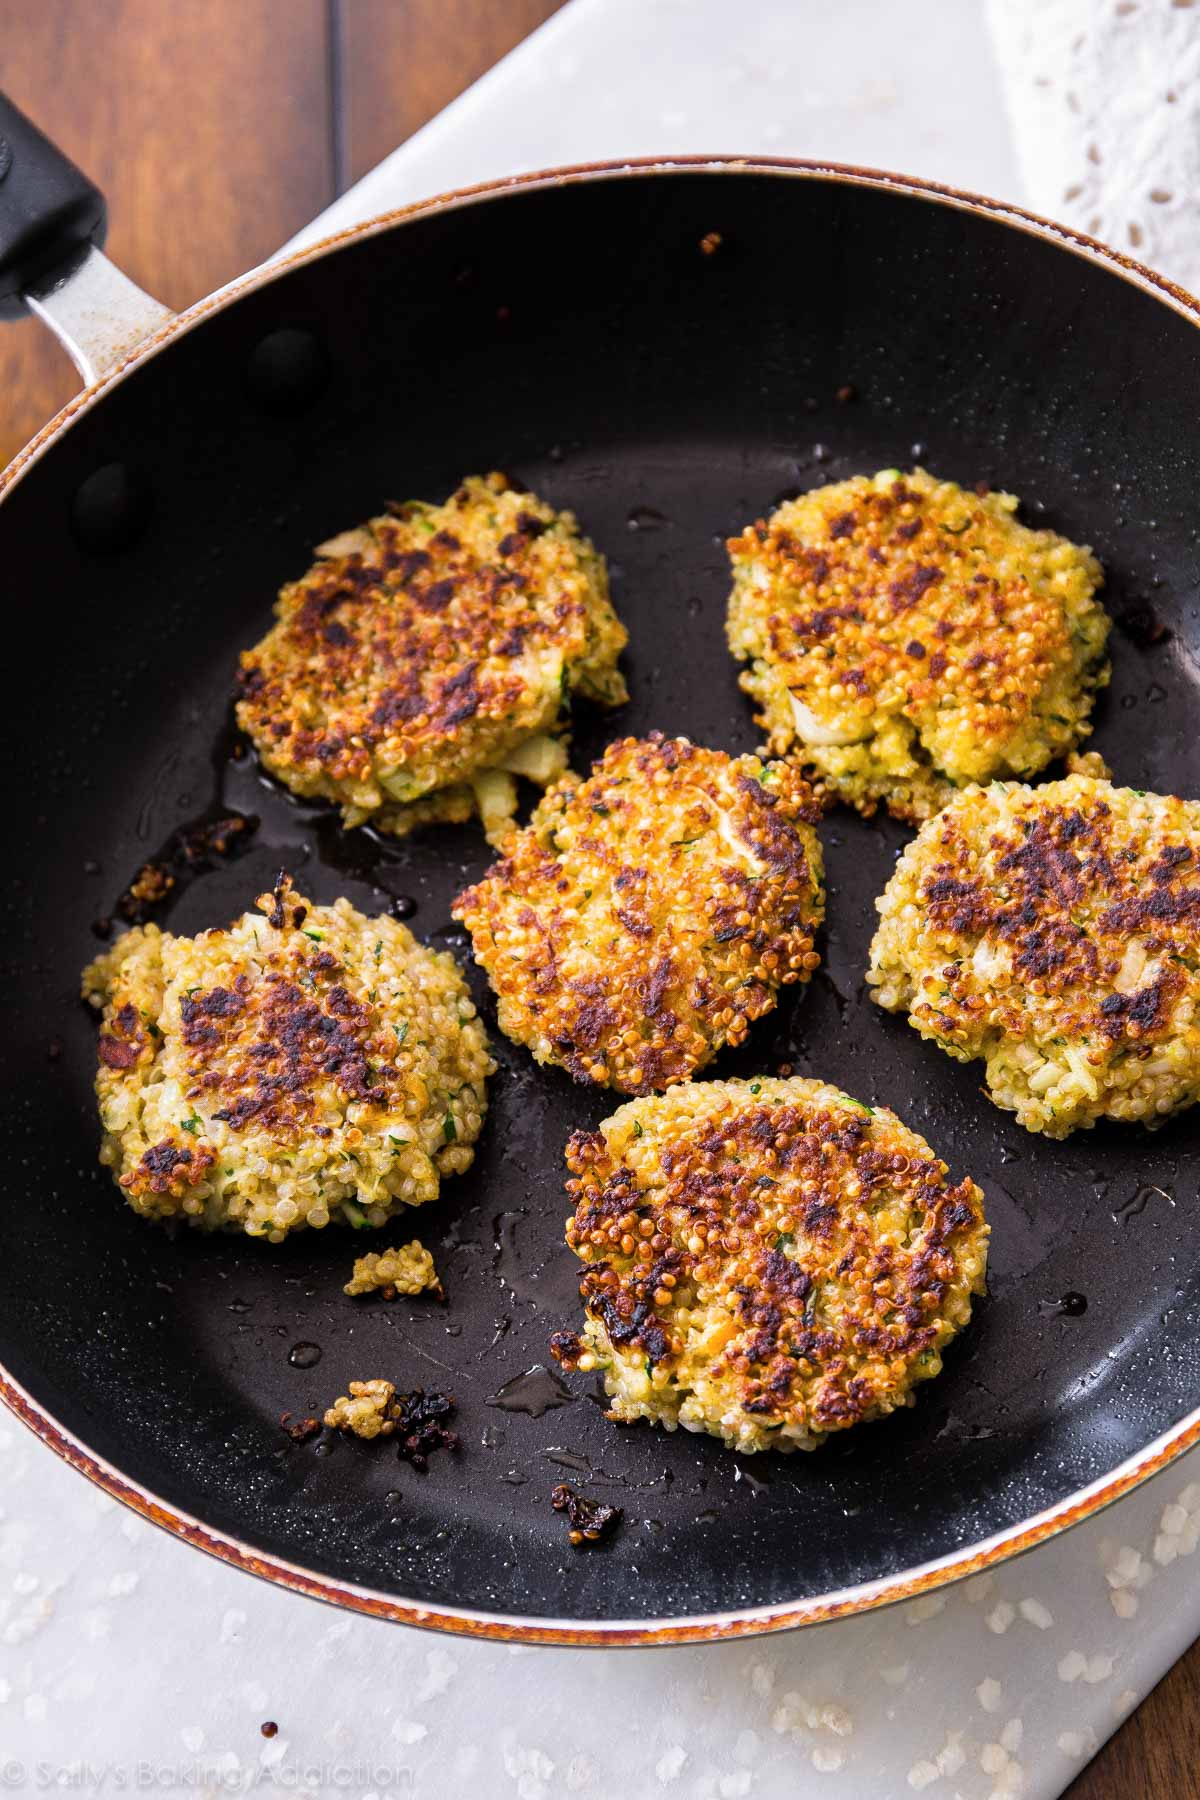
(0, 93, 106, 320)
(0, 92, 173, 389)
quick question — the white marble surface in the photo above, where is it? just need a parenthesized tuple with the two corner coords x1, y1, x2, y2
(8, 2, 1200, 1795)
(284, 0, 1023, 255)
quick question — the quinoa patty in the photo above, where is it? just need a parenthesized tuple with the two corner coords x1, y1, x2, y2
(867, 775, 1200, 1137)
(82, 877, 492, 1237)
(453, 734, 825, 1094)
(727, 468, 1109, 822)
(237, 473, 628, 848)
(552, 1076, 988, 1453)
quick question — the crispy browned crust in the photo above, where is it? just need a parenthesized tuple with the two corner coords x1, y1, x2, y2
(453, 734, 825, 1094)
(82, 875, 492, 1234)
(235, 473, 627, 830)
(726, 469, 1109, 822)
(867, 776, 1200, 1135)
(555, 1077, 987, 1446)
(154, 893, 401, 1161)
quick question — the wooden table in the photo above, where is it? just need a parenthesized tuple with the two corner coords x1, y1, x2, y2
(2, 5, 1197, 1792)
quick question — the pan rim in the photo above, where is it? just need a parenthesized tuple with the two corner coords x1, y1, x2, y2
(4, 153, 1200, 1644)
(7, 1357, 1200, 1645)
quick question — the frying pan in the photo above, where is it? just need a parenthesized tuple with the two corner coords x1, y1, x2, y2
(2, 95, 1200, 1649)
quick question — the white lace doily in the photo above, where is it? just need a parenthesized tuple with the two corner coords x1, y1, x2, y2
(988, 0, 1200, 295)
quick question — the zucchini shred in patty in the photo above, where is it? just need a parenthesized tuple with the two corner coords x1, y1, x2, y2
(236, 473, 628, 848)
(453, 734, 825, 1094)
(726, 467, 1110, 822)
(551, 1076, 988, 1452)
(867, 775, 1200, 1137)
(81, 877, 492, 1238)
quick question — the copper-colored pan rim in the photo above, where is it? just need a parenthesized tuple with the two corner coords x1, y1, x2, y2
(4, 154, 1200, 1646)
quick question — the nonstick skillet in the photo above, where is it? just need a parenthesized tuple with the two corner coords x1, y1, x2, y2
(3, 95, 1200, 1646)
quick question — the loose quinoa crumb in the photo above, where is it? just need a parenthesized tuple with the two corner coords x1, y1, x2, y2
(324, 1379, 400, 1439)
(344, 1239, 444, 1300)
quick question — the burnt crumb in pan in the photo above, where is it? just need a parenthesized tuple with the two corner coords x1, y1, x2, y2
(280, 1412, 321, 1444)
(392, 1389, 459, 1471)
(114, 812, 258, 925)
(322, 1380, 459, 1470)
(551, 1483, 623, 1547)
(1116, 599, 1171, 648)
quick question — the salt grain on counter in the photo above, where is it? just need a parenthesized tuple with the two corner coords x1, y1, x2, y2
(1018, 1598, 1053, 1629)
(733, 1729, 759, 1764)
(810, 1746, 844, 1773)
(937, 1734, 966, 1777)
(907, 1593, 946, 1625)
(1105, 1546, 1142, 1587)
(986, 1601, 1016, 1634)
(415, 1647, 457, 1703)
(655, 1747, 687, 1784)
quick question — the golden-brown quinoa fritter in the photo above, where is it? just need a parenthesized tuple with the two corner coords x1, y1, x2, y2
(453, 734, 825, 1094)
(867, 775, 1200, 1137)
(81, 876, 492, 1238)
(236, 473, 628, 848)
(726, 468, 1110, 822)
(552, 1077, 988, 1453)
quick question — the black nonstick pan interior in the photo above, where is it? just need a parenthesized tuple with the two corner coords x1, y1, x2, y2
(3, 167, 1200, 1632)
